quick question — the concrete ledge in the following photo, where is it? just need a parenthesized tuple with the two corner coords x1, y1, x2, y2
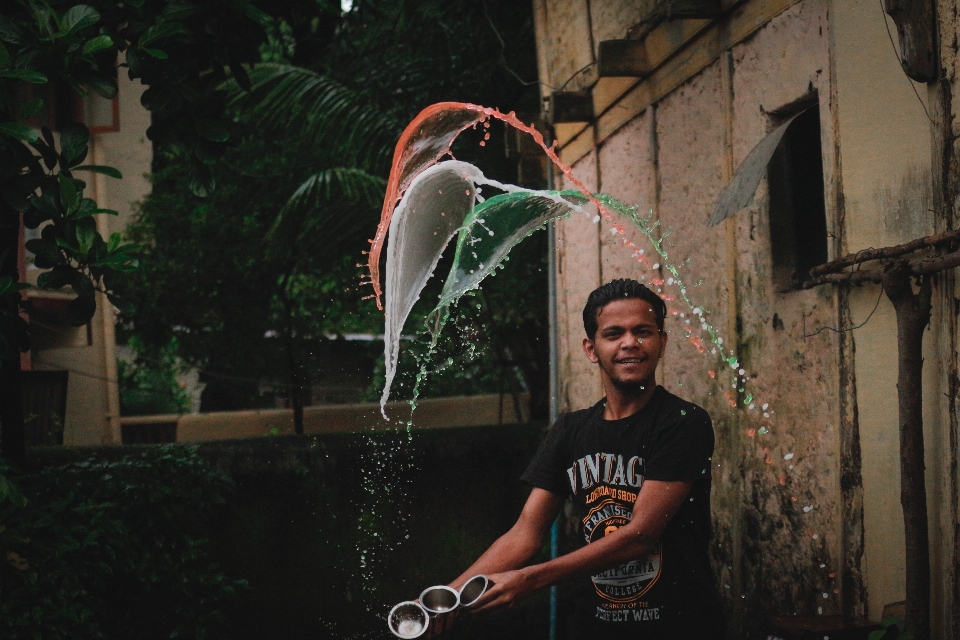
(120, 394, 530, 443)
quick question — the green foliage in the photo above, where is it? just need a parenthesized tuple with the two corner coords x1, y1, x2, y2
(0, 446, 246, 639)
(118, 335, 191, 416)
(868, 617, 913, 640)
(121, 0, 544, 410)
(0, 0, 328, 358)
(117, 147, 384, 408)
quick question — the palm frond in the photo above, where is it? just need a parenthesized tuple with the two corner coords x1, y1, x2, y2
(227, 63, 398, 170)
(265, 167, 386, 259)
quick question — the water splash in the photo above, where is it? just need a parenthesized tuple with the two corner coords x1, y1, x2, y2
(370, 101, 780, 424)
(378, 157, 591, 415)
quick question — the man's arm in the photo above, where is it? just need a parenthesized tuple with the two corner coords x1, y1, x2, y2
(449, 488, 565, 590)
(471, 478, 693, 614)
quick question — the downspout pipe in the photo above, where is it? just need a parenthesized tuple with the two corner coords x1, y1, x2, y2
(546, 130, 560, 640)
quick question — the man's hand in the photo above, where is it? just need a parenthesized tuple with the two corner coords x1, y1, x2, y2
(422, 608, 457, 638)
(468, 568, 538, 615)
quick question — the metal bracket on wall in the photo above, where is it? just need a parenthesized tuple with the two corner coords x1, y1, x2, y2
(599, 0, 730, 78)
(545, 91, 594, 124)
(597, 40, 650, 78)
(883, 0, 936, 83)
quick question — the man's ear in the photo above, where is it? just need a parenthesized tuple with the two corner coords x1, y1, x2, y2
(658, 329, 668, 357)
(582, 337, 599, 363)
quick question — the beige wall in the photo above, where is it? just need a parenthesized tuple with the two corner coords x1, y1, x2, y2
(830, 1, 951, 631)
(536, 0, 955, 636)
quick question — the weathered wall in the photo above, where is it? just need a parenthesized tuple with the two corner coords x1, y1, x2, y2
(537, 0, 957, 636)
(830, 3, 951, 636)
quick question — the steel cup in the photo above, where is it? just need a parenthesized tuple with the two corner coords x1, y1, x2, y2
(419, 585, 460, 615)
(387, 601, 429, 639)
(458, 574, 493, 607)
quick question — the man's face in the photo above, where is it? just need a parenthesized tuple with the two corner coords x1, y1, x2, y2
(582, 298, 667, 393)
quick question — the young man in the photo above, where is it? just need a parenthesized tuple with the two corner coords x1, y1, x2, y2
(442, 279, 723, 638)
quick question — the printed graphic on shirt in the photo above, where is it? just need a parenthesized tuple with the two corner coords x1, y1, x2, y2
(566, 452, 643, 495)
(584, 498, 662, 603)
(570, 451, 663, 614)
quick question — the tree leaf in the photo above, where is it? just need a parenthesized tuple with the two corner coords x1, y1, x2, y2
(80, 73, 118, 99)
(0, 68, 48, 83)
(74, 165, 122, 179)
(196, 119, 229, 143)
(59, 174, 80, 213)
(82, 35, 113, 55)
(58, 5, 100, 37)
(76, 218, 98, 253)
(73, 207, 118, 220)
(66, 291, 97, 326)
(139, 21, 185, 48)
(0, 15, 25, 45)
(37, 265, 82, 290)
(230, 62, 251, 92)
(23, 204, 50, 229)
(189, 165, 215, 197)
(93, 253, 139, 272)
(0, 122, 38, 142)
(141, 47, 168, 60)
(20, 98, 44, 120)
(25, 239, 65, 268)
(59, 122, 89, 163)
(140, 85, 172, 112)
(237, 3, 272, 26)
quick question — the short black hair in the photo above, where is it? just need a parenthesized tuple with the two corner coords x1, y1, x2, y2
(582, 279, 667, 338)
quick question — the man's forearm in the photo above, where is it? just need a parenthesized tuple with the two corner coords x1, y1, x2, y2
(519, 523, 655, 592)
(450, 488, 564, 589)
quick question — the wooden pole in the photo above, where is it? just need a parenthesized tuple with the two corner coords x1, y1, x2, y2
(882, 264, 932, 640)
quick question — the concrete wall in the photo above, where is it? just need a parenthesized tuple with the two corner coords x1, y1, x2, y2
(119, 393, 532, 443)
(535, 0, 957, 636)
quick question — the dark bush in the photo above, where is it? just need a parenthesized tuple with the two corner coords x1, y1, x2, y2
(0, 446, 246, 639)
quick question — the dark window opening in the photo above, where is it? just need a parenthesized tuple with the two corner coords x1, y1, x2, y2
(768, 106, 828, 291)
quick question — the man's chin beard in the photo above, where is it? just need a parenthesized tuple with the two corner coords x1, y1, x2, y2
(610, 376, 652, 393)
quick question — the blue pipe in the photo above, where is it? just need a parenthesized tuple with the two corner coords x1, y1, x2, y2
(545, 129, 559, 640)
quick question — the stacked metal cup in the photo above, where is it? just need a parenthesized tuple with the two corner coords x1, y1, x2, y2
(387, 601, 430, 639)
(457, 575, 491, 608)
(387, 575, 493, 638)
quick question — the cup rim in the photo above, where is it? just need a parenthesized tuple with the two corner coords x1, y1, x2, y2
(418, 584, 461, 614)
(458, 574, 490, 607)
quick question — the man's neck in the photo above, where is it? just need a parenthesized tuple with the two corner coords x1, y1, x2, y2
(601, 380, 658, 420)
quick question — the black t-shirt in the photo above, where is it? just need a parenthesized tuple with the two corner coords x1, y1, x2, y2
(521, 386, 724, 639)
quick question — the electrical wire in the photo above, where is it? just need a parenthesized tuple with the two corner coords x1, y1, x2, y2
(802, 283, 884, 338)
(879, 0, 936, 127)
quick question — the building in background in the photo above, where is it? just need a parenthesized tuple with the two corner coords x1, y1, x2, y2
(535, 0, 957, 637)
(20, 64, 152, 447)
